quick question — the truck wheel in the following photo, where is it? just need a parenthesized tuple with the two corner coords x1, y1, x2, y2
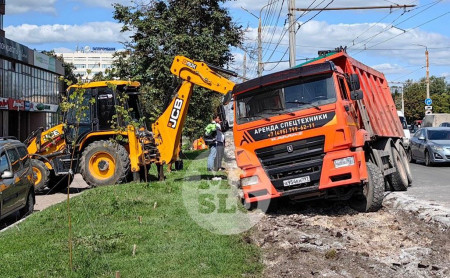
(349, 162, 384, 212)
(31, 159, 50, 192)
(389, 147, 409, 191)
(407, 148, 415, 163)
(397, 146, 412, 185)
(80, 140, 130, 187)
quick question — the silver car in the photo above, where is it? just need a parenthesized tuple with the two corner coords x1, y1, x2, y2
(407, 127, 450, 166)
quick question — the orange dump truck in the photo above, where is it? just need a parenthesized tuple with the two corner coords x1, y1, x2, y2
(232, 48, 411, 212)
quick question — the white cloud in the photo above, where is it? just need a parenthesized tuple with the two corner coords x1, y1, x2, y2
(6, 0, 57, 14)
(71, 0, 131, 9)
(4, 22, 131, 44)
(53, 47, 75, 53)
(372, 63, 409, 75)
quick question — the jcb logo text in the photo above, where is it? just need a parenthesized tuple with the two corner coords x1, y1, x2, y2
(168, 98, 184, 129)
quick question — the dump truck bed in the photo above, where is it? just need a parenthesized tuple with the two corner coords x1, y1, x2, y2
(304, 52, 404, 139)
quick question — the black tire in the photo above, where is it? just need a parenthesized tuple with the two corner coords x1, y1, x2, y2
(47, 173, 73, 193)
(407, 148, 415, 163)
(389, 147, 409, 191)
(20, 190, 35, 217)
(397, 146, 412, 185)
(424, 150, 433, 167)
(349, 162, 384, 212)
(80, 140, 130, 187)
(175, 160, 183, 170)
(31, 159, 50, 192)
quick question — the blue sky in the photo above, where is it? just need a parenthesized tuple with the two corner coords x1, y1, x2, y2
(4, 0, 450, 84)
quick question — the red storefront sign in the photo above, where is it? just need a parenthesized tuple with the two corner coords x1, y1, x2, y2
(0, 97, 8, 109)
(8, 98, 25, 111)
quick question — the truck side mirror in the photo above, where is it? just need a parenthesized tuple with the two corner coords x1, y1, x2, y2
(223, 91, 232, 105)
(349, 74, 361, 91)
(350, 90, 363, 101)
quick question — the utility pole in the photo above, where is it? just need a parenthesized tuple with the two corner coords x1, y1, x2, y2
(243, 4, 271, 76)
(401, 85, 404, 114)
(258, 15, 262, 76)
(416, 44, 431, 114)
(288, 0, 296, 67)
(425, 47, 430, 100)
(243, 52, 247, 81)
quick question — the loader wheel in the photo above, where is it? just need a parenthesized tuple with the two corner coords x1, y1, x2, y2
(349, 162, 384, 212)
(389, 147, 408, 191)
(80, 140, 130, 187)
(31, 159, 50, 192)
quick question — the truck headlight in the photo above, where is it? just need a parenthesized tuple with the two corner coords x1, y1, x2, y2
(334, 157, 355, 169)
(431, 145, 443, 151)
(241, 176, 259, 186)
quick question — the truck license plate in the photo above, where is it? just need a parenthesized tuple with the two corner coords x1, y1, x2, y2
(283, 176, 310, 187)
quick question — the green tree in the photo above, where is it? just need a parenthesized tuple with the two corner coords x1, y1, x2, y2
(112, 0, 243, 139)
(403, 76, 450, 123)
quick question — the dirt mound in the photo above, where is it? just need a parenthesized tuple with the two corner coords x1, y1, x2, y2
(252, 202, 450, 278)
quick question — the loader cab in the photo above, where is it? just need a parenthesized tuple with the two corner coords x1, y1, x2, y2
(64, 81, 142, 144)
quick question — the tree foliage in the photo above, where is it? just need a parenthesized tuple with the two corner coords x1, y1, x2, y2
(403, 76, 450, 123)
(112, 0, 243, 139)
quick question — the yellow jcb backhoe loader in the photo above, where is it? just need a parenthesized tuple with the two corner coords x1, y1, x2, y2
(26, 56, 236, 191)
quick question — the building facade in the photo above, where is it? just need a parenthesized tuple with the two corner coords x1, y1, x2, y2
(56, 47, 115, 81)
(0, 3, 65, 141)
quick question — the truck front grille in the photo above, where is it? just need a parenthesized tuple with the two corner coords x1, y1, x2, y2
(255, 136, 325, 193)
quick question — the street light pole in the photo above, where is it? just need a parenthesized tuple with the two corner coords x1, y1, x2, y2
(242, 5, 271, 77)
(416, 44, 430, 113)
(257, 3, 273, 77)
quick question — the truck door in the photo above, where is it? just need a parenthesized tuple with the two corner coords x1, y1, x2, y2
(338, 76, 358, 132)
(65, 89, 94, 143)
(96, 87, 116, 131)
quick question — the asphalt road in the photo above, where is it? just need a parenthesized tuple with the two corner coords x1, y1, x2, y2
(405, 162, 450, 207)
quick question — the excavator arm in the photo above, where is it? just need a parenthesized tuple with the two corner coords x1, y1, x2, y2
(152, 56, 236, 165)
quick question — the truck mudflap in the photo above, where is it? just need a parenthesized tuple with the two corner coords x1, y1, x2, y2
(241, 145, 368, 204)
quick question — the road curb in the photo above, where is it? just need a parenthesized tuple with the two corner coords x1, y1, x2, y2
(383, 192, 450, 229)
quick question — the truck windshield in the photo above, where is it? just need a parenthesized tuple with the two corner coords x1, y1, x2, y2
(235, 73, 336, 124)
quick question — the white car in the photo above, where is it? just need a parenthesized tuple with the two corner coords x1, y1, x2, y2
(397, 111, 411, 148)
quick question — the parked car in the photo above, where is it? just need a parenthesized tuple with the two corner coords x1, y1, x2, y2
(407, 127, 450, 166)
(397, 111, 410, 148)
(0, 137, 35, 222)
(440, 122, 450, 127)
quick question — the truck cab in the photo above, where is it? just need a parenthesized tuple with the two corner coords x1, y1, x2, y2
(232, 49, 409, 212)
(233, 61, 364, 204)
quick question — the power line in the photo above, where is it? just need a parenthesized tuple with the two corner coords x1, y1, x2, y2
(265, 1, 334, 72)
(354, 11, 450, 54)
(350, 0, 443, 52)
